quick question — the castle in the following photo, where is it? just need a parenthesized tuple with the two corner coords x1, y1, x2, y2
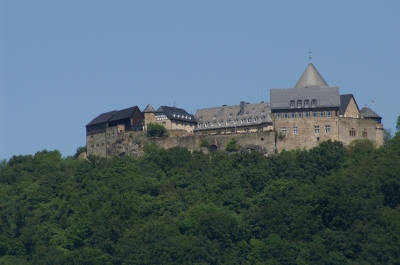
(86, 62, 383, 157)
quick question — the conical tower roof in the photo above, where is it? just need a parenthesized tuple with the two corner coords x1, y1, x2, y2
(294, 63, 329, 88)
(359, 106, 381, 119)
(143, 104, 155, 113)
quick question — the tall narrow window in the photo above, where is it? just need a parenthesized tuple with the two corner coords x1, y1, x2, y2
(304, 100, 309, 106)
(325, 125, 330, 133)
(276, 113, 281, 119)
(297, 100, 302, 107)
(284, 113, 288, 119)
(314, 126, 320, 134)
(298, 112, 303, 118)
(305, 112, 310, 118)
(282, 127, 287, 135)
(293, 126, 298, 134)
(291, 112, 295, 119)
(362, 130, 367, 138)
(320, 111, 324, 117)
(350, 128, 356, 137)
(327, 111, 332, 117)
(312, 111, 317, 118)
(290, 100, 295, 107)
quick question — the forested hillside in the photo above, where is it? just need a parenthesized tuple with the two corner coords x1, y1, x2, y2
(1, 133, 400, 264)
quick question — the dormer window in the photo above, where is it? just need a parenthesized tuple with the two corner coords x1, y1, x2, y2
(290, 100, 295, 107)
(211, 122, 215, 126)
(172, 113, 176, 117)
(218, 121, 222, 126)
(226, 120, 230, 125)
(297, 100, 302, 107)
(304, 100, 309, 106)
(229, 113, 232, 117)
(212, 115, 216, 119)
(311, 99, 317, 106)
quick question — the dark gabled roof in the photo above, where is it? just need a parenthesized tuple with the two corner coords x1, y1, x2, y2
(108, 106, 141, 122)
(86, 110, 116, 126)
(359, 107, 382, 119)
(156, 106, 196, 123)
(270, 86, 340, 110)
(294, 63, 329, 88)
(143, 104, 155, 113)
(340, 94, 359, 115)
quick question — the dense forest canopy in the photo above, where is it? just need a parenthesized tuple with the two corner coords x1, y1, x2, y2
(1, 129, 400, 264)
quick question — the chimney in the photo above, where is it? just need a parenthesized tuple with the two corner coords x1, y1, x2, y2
(240, 101, 245, 115)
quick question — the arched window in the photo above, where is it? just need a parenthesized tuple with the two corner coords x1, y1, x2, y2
(297, 100, 302, 106)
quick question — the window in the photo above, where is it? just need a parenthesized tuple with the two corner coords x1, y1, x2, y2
(172, 113, 176, 117)
(325, 125, 330, 133)
(226, 120, 230, 125)
(276, 113, 281, 119)
(204, 122, 208, 128)
(304, 100, 309, 106)
(311, 99, 317, 106)
(211, 122, 215, 126)
(219, 121, 223, 126)
(233, 120, 237, 124)
(327, 111, 332, 117)
(247, 118, 250, 123)
(297, 100, 302, 107)
(240, 119, 244, 124)
(362, 130, 367, 138)
(197, 124, 201, 128)
(305, 112, 310, 118)
(213, 115, 216, 119)
(293, 126, 298, 134)
(284, 113, 288, 119)
(320, 111, 324, 117)
(314, 126, 320, 134)
(290, 100, 295, 107)
(254, 118, 257, 122)
(229, 114, 232, 117)
(291, 112, 295, 119)
(350, 128, 356, 137)
(298, 112, 302, 118)
(91, 145, 94, 150)
(90, 135, 94, 140)
(282, 127, 287, 135)
(312, 111, 317, 118)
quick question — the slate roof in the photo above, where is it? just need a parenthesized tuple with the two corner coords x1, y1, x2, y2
(359, 107, 382, 119)
(294, 63, 329, 88)
(194, 102, 272, 131)
(270, 87, 340, 110)
(156, 106, 196, 123)
(86, 110, 116, 126)
(108, 106, 141, 122)
(143, 104, 155, 113)
(340, 94, 359, 115)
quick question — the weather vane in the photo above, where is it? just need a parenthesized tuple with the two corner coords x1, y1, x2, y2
(309, 52, 312, 63)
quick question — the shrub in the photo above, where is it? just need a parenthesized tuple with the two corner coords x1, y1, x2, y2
(146, 123, 167, 137)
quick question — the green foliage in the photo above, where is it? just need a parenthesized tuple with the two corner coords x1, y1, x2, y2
(226, 138, 240, 152)
(199, 139, 210, 147)
(73, 145, 87, 158)
(1, 139, 400, 264)
(146, 123, 167, 137)
(397, 115, 400, 132)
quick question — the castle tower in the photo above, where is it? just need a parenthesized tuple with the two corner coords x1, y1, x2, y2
(143, 104, 156, 130)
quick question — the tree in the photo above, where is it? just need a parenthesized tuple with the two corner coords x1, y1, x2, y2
(146, 123, 167, 137)
(226, 138, 240, 152)
(396, 115, 400, 132)
(199, 139, 209, 148)
(74, 146, 87, 158)
(384, 128, 393, 146)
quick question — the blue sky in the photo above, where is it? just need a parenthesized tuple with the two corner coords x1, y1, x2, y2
(1, 1, 399, 159)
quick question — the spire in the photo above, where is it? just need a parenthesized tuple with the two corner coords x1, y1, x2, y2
(143, 104, 155, 113)
(294, 62, 329, 88)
